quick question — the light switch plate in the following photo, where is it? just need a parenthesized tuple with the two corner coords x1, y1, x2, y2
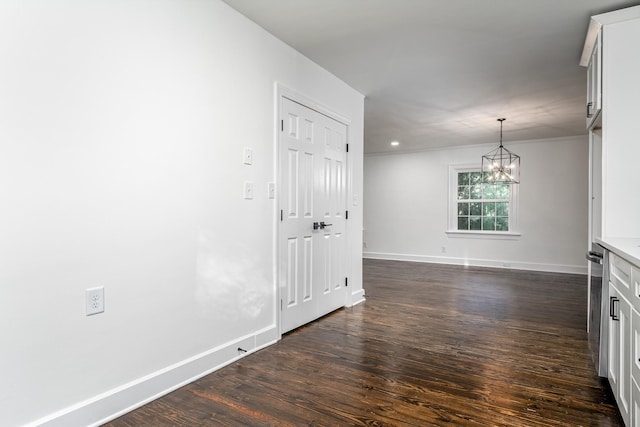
(244, 181, 254, 199)
(268, 182, 276, 199)
(243, 147, 253, 165)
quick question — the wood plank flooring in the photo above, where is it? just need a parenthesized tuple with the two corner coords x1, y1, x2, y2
(105, 259, 623, 426)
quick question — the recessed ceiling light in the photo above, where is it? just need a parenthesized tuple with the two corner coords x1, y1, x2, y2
(390, 141, 400, 146)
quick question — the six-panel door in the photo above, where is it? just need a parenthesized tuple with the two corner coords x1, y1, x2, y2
(279, 97, 348, 334)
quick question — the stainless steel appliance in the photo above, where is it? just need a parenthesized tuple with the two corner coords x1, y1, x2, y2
(586, 243, 608, 377)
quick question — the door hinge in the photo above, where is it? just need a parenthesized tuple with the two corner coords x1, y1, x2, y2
(345, 277, 348, 287)
(280, 299, 283, 310)
(345, 210, 349, 220)
(346, 143, 349, 153)
(281, 209, 283, 222)
(281, 120, 284, 132)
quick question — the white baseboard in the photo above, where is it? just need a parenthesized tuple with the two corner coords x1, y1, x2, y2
(26, 251, 581, 426)
(363, 251, 587, 275)
(29, 326, 279, 427)
(350, 289, 366, 306)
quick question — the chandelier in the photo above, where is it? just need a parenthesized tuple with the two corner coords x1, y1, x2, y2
(482, 118, 520, 184)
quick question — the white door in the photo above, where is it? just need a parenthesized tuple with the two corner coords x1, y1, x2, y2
(279, 96, 348, 334)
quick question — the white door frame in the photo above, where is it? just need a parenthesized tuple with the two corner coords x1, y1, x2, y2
(274, 83, 352, 337)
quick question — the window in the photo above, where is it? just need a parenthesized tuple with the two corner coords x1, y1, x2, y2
(448, 165, 519, 236)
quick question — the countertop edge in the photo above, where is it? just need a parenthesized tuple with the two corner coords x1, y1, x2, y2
(596, 237, 640, 267)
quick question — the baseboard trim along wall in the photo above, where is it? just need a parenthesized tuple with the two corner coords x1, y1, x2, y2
(28, 326, 280, 427)
(363, 251, 587, 275)
(351, 289, 366, 306)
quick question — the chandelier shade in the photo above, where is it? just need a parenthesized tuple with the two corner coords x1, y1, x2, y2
(481, 118, 520, 184)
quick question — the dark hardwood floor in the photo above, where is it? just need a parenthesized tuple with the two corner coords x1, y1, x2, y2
(106, 259, 623, 426)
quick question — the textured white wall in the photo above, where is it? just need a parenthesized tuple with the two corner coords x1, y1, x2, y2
(0, 1, 363, 425)
(364, 136, 588, 273)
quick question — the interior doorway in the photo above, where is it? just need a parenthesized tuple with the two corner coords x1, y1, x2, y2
(278, 94, 349, 334)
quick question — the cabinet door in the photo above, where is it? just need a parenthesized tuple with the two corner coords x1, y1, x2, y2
(633, 378, 640, 427)
(633, 309, 640, 385)
(610, 283, 632, 425)
(586, 31, 602, 128)
(610, 284, 621, 394)
(621, 295, 632, 426)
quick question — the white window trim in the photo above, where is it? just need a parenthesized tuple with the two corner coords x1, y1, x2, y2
(446, 164, 520, 238)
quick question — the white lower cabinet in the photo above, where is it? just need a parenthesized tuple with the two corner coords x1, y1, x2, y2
(632, 309, 640, 383)
(609, 282, 632, 425)
(632, 310, 640, 427)
(632, 379, 640, 427)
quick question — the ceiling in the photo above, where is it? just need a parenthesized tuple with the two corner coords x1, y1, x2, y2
(223, 0, 638, 153)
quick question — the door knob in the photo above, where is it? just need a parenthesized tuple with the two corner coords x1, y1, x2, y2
(313, 221, 333, 230)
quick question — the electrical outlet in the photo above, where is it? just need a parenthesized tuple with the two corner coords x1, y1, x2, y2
(441, 246, 447, 253)
(86, 286, 104, 316)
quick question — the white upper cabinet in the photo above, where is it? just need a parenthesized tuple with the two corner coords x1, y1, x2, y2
(582, 5, 640, 239)
(585, 31, 602, 129)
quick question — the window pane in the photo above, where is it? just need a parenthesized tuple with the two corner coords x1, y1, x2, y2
(469, 216, 482, 230)
(496, 202, 509, 217)
(469, 172, 482, 184)
(470, 185, 482, 199)
(483, 202, 496, 217)
(483, 217, 496, 231)
(458, 172, 469, 186)
(483, 184, 495, 199)
(495, 184, 510, 199)
(458, 185, 470, 200)
(453, 168, 513, 234)
(458, 217, 469, 230)
(496, 217, 509, 231)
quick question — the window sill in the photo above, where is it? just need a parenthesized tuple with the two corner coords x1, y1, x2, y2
(445, 230, 521, 240)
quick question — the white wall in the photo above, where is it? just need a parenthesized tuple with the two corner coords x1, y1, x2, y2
(0, 1, 363, 426)
(602, 18, 640, 238)
(364, 136, 588, 273)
